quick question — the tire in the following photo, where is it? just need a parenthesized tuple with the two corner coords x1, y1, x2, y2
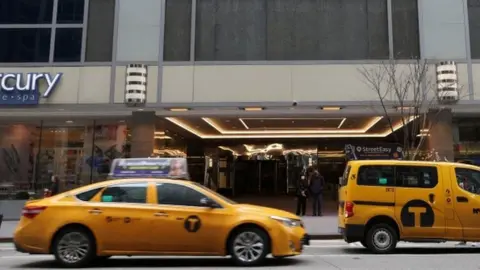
(365, 223, 397, 254)
(360, 240, 368, 248)
(228, 227, 270, 266)
(52, 227, 96, 268)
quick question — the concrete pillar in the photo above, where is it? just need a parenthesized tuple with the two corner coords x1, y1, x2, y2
(427, 109, 454, 161)
(130, 111, 156, 157)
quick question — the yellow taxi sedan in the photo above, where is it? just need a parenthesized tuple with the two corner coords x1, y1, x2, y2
(14, 178, 309, 267)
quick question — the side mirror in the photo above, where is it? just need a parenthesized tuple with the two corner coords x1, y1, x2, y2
(200, 197, 215, 208)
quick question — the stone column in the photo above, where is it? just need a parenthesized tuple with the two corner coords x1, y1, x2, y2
(427, 109, 454, 161)
(130, 111, 156, 157)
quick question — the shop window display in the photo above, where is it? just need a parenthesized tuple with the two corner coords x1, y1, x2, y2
(84, 124, 129, 183)
(0, 122, 128, 200)
(0, 124, 37, 199)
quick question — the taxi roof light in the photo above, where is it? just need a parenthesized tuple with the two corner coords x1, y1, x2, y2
(109, 157, 190, 180)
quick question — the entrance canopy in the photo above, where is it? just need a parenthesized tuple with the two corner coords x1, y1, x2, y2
(165, 115, 415, 139)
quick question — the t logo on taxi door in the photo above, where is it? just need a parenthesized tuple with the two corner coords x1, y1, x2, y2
(184, 215, 202, 233)
(400, 200, 435, 227)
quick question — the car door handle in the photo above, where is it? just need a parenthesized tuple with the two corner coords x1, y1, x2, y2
(428, 193, 435, 203)
(457, 196, 469, 203)
(88, 209, 103, 214)
(154, 212, 169, 217)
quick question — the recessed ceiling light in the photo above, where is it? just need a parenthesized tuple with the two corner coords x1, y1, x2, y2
(65, 120, 73, 124)
(320, 106, 342, 110)
(168, 108, 190, 112)
(118, 120, 125, 123)
(137, 108, 144, 111)
(242, 107, 264, 111)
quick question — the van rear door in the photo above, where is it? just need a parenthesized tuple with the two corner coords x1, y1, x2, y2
(338, 165, 351, 229)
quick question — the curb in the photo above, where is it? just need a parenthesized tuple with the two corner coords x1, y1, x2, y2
(0, 235, 342, 243)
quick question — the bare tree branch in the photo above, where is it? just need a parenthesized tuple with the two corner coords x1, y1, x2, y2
(358, 59, 463, 160)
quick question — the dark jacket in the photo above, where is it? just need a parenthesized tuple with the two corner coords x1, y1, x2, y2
(309, 172, 325, 195)
(296, 178, 308, 197)
(50, 180, 59, 196)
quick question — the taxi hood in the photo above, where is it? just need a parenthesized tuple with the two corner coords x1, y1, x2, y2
(235, 204, 300, 220)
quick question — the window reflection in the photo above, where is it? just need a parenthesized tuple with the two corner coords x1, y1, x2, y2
(455, 168, 480, 194)
(37, 126, 86, 190)
(0, 124, 37, 199)
(0, 121, 128, 200)
(86, 124, 129, 183)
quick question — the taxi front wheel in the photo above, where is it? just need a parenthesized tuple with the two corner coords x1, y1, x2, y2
(52, 228, 96, 268)
(229, 228, 270, 266)
(365, 223, 397, 254)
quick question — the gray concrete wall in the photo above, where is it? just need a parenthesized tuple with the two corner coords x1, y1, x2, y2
(0, 200, 26, 220)
(418, 0, 468, 59)
(116, 0, 162, 61)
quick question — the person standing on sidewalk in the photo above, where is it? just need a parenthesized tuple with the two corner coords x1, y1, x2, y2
(309, 166, 325, 216)
(295, 175, 308, 216)
(49, 175, 60, 196)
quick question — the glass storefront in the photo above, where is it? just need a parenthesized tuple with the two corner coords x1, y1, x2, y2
(0, 120, 129, 199)
(454, 119, 480, 165)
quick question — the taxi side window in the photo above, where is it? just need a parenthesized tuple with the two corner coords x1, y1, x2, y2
(357, 165, 395, 186)
(156, 183, 206, 207)
(455, 168, 480, 194)
(396, 166, 438, 188)
(76, 188, 102, 201)
(100, 183, 147, 203)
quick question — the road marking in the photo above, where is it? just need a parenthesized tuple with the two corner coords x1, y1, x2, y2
(0, 253, 478, 260)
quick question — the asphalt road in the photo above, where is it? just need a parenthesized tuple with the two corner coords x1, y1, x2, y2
(2, 240, 480, 269)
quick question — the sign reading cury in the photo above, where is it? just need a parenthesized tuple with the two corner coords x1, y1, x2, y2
(0, 73, 63, 105)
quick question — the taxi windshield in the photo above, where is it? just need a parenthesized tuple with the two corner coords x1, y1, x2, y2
(192, 183, 237, 204)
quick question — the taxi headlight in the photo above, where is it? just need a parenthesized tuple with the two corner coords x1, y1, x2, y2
(270, 216, 302, 227)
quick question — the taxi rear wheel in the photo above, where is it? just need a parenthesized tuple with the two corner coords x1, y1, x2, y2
(52, 228, 96, 268)
(365, 223, 397, 254)
(229, 228, 270, 266)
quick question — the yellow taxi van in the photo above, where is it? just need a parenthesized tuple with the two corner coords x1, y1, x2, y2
(14, 158, 309, 268)
(338, 160, 480, 253)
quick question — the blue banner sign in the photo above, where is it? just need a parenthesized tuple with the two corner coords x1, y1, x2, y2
(345, 144, 404, 160)
(110, 158, 188, 179)
(0, 73, 62, 105)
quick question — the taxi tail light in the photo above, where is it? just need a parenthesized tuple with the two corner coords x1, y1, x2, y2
(22, 206, 47, 219)
(345, 201, 354, 218)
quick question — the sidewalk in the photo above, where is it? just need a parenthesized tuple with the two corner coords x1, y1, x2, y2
(0, 216, 340, 242)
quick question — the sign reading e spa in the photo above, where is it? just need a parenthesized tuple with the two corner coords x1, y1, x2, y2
(0, 73, 62, 105)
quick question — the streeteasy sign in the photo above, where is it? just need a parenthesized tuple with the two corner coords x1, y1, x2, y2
(0, 73, 62, 105)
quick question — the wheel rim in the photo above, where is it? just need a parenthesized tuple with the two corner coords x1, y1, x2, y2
(372, 229, 392, 250)
(233, 231, 265, 263)
(57, 232, 90, 264)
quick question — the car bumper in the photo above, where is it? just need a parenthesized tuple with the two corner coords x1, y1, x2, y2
(301, 234, 310, 246)
(339, 225, 365, 243)
(14, 241, 29, 254)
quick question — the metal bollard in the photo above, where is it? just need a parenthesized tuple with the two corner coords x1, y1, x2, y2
(0, 214, 3, 229)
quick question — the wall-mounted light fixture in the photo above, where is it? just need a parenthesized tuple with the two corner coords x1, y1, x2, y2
(125, 64, 148, 106)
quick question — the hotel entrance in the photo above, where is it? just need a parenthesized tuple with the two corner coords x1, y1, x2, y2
(156, 113, 411, 215)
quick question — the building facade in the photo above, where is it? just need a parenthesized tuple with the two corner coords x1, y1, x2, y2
(0, 0, 480, 211)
